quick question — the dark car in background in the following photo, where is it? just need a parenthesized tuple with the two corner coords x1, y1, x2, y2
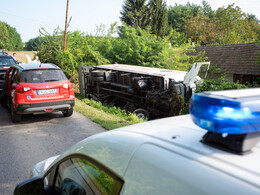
(0, 50, 16, 92)
(0, 50, 17, 102)
(0, 50, 16, 80)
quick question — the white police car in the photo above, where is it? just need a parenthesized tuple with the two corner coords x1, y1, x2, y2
(14, 88, 260, 195)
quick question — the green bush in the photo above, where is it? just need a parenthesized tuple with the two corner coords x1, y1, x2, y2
(181, 77, 248, 114)
(103, 25, 173, 68)
(195, 77, 248, 93)
(37, 28, 109, 80)
(35, 25, 207, 81)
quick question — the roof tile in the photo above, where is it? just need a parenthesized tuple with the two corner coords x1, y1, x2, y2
(194, 42, 260, 75)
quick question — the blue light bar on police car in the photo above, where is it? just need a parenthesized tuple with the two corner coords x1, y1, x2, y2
(189, 88, 260, 134)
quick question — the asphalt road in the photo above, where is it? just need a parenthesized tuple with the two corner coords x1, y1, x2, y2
(0, 105, 106, 195)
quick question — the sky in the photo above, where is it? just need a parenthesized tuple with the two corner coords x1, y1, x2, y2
(0, 0, 259, 42)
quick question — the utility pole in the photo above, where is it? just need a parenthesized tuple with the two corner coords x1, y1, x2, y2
(64, 0, 69, 52)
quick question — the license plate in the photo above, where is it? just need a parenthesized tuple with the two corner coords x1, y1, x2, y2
(37, 88, 57, 95)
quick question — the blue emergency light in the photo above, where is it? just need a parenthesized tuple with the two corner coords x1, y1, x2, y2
(189, 88, 260, 154)
(189, 88, 260, 134)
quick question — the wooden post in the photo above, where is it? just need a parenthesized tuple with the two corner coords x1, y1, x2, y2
(64, 0, 69, 52)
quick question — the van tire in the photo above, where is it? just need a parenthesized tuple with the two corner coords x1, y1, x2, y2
(11, 103, 22, 123)
(133, 108, 149, 120)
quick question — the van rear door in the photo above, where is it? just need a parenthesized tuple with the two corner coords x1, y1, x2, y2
(183, 62, 210, 85)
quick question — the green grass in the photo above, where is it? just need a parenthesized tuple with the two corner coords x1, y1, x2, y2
(74, 94, 144, 130)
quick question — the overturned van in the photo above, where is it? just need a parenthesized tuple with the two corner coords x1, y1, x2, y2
(79, 62, 210, 119)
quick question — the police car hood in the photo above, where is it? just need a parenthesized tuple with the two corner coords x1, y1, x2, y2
(118, 115, 260, 187)
(42, 115, 260, 188)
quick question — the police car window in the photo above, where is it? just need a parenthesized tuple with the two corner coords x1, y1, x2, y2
(54, 157, 123, 195)
(20, 69, 67, 83)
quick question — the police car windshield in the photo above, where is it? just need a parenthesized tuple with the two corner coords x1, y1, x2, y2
(0, 57, 16, 66)
(20, 69, 68, 83)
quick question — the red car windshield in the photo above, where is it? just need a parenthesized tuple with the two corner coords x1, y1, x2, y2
(20, 69, 68, 83)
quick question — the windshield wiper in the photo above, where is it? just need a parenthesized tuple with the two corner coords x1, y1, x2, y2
(44, 79, 59, 82)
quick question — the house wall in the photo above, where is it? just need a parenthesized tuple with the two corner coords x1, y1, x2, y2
(207, 73, 233, 82)
(225, 74, 233, 82)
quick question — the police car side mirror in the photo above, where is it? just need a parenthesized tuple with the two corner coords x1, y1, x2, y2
(14, 177, 44, 195)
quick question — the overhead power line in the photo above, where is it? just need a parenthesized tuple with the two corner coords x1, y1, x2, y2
(0, 11, 60, 26)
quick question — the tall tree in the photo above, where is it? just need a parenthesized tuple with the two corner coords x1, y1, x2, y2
(25, 36, 47, 51)
(0, 21, 9, 49)
(5, 24, 23, 50)
(184, 14, 224, 45)
(215, 4, 245, 30)
(168, 3, 202, 32)
(0, 21, 22, 50)
(215, 4, 260, 44)
(246, 14, 259, 24)
(169, 2, 260, 45)
(120, 0, 150, 29)
(149, 0, 169, 37)
(202, 0, 214, 18)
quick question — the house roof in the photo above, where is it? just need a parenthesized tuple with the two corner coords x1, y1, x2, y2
(195, 42, 260, 75)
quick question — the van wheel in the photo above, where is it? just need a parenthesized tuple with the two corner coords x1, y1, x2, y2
(122, 102, 136, 113)
(133, 108, 149, 120)
(63, 107, 73, 117)
(11, 103, 22, 123)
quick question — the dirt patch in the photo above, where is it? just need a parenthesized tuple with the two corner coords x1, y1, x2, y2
(7, 51, 37, 63)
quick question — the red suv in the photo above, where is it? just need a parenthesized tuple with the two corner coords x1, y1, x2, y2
(1, 63, 75, 123)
